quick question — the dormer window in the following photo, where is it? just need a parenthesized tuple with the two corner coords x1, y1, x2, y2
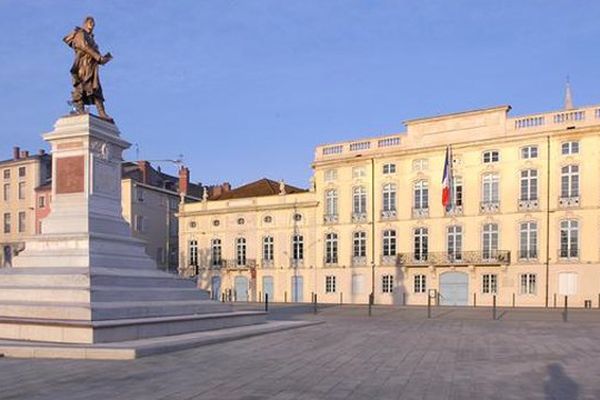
(482, 150, 499, 163)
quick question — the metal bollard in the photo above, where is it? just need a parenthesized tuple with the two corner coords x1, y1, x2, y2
(512, 293, 515, 308)
(403, 292, 407, 306)
(340, 292, 343, 305)
(473, 293, 477, 308)
(427, 294, 431, 319)
(221, 293, 225, 303)
(368, 293, 373, 316)
(265, 293, 269, 312)
(554, 293, 557, 308)
(284, 291, 287, 303)
(314, 294, 318, 314)
(563, 296, 568, 322)
(492, 295, 497, 320)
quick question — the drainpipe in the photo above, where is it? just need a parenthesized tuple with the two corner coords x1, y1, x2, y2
(545, 135, 551, 307)
(371, 158, 376, 299)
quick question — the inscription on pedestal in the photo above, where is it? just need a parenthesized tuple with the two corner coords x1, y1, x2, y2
(93, 158, 119, 195)
(56, 156, 85, 194)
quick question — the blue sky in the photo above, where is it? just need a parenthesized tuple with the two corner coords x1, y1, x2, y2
(1, 1, 599, 188)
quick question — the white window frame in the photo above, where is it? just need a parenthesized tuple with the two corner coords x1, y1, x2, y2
(452, 176, 463, 207)
(519, 222, 537, 260)
(189, 240, 198, 266)
(325, 276, 336, 293)
(325, 233, 338, 264)
(325, 189, 338, 216)
(482, 223, 499, 260)
(414, 274, 426, 293)
(383, 163, 396, 175)
(382, 275, 394, 293)
(352, 166, 366, 178)
(211, 239, 222, 266)
(560, 165, 579, 198)
(520, 273, 537, 295)
(352, 186, 367, 214)
(263, 236, 274, 261)
(447, 225, 462, 261)
(560, 219, 579, 259)
(482, 173, 499, 203)
(353, 231, 366, 258)
(561, 141, 579, 155)
(520, 169, 538, 201)
(18, 211, 25, 233)
(236, 237, 247, 266)
(382, 230, 396, 257)
(324, 169, 337, 182)
(521, 145, 538, 159)
(3, 183, 10, 202)
(292, 234, 304, 260)
(413, 180, 429, 210)
(482, 274, 498, 294)
(382, 183, 396, 212)
(482, 150, 500, 163)
(413, 227, 428, 260)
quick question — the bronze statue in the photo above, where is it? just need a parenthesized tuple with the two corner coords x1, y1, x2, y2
(63, 16, 114, 122)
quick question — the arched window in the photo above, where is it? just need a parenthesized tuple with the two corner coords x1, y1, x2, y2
(236, 237, 246, 266)
(353, 186, 367, 214)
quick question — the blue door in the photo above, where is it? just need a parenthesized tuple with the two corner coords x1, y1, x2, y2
(439, 272, 469, 306)
(234, 276, 249, 302)
(211, 276, 221, 300)
(291, 276, 303, 302)
(262, 276, 274, 301)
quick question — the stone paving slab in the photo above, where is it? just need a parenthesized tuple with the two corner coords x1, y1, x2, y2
(1, 305, 600, 399)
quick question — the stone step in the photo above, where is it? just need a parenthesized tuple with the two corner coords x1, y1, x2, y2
(90, 274, 198, 289)
(0, 286, 208, 303)
(0, 299, 233, 321)
(0, 272, 90, 288)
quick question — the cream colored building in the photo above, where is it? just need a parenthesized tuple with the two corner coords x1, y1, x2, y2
(181, 102, 600, 308)
(0, 147, 51, 267)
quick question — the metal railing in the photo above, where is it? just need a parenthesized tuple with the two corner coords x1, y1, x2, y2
(558, 196, 580, 208)
(380, 209, 397, 220)
(323, 214, 339, 224)
(480, 201, 500, 214)
(518, 198, 539, 211)
(412, 207, 429, 218)
(351, 212, 367, 223)
(517, 250, 538, 261)
(397, 250, 511, 266)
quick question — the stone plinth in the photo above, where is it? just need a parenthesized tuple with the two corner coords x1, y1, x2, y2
(0, 114, 265, 348)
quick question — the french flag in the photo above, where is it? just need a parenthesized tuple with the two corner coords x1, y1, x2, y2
(441, 146, 452, 209)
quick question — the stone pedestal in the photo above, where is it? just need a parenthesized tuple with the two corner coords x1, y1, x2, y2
(0, 115, 265, 347)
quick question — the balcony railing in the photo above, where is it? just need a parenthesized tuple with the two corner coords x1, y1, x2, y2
(558, 196, 580, 208)
(518, 198, 539, 211)
(444, 204, 463, 216)
(381, 209, 397, 220)
(397, 250, 511, 266)
(323, 214, 339, 224)
(380, 255, 397, 265)
(224, 259, 257, 269)
(412, 207, 429, 218)
(290, 257, 305, 268)
(480, 201, 500, 214)
(518, 250, 538, 261)
(352, 256, 367, 266)
(261, 259, 274, 269)
(351, 212, 367, 223)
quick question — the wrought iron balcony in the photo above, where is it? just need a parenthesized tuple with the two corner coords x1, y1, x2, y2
(558, 196, 580, 208)
(323, 214, 339, 224)
(518, 250, 538, 261)
(397, 250, 511, 266)
(412, 207, 429, 218)
(289, 257, 305, 268)
(380, 255, 397, 265)
(261, 259, 274, 269)
(380, 209, 397, 220)
(480, 201, 500, 214)
(352, 256, 367, 266)
(444, 204, 463, 216)
(351, 212, 367, 223)
(223, 259, 256, 269)
(518, 198, 539, 211)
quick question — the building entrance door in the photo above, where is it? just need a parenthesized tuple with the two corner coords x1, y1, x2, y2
(291, 276, 303, 302)
(234, 276, 248, 302)
(439, 272, 468, 306)
(2, 246, 11, 267)
(262, 276, 274, 302)
(211, 276, 221, 300)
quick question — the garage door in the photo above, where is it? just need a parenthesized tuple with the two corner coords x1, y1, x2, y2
(440, 272, 469, 306)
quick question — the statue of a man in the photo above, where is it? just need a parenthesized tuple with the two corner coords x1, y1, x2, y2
(63, 16, 113, 122)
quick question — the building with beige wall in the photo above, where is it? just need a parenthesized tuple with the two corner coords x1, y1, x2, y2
(0, 147, 51, 267)
(179, 101, 600, 308)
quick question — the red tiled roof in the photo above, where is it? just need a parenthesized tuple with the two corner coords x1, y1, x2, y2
(210, 178, 306, 200)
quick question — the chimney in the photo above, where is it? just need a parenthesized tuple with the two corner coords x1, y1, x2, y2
(21, 150, 29, 158)
(38, 149, 46, 156)
(178, 166, 190, 195)
(222, 182, 231, 192)
(137, 161, 150, 184)
(13, 146, 20, 160)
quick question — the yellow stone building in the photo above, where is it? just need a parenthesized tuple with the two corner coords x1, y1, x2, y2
(179, 102, 600, 308)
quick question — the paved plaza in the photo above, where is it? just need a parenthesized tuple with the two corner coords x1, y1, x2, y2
(1, 304, 600, 399)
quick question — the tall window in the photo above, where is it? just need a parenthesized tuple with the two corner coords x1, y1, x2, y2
(414, 275, 426, 293)
(383, 163, 396, 174)
(18, 182, 25, 200)
(453, 176, 463, 207)
(352, 166, 366, 178)
(136, 187, 144, 202)
(560, 165, 579, 198)
(353, 231, 366, 258)
(292, 234, 304, 260)
(413, 180, 429, 210)
(3, 213, 9, 234)
(189, 240, 198, 266)
(482, 150, 500, 163)
(325, 233, 338, 264)
(211, 239, 222, 266)
(3, 169, 9, 179)
(353, 186, 367, 214)
(18, 211, 25, 233)
(3, 183, 9, 201)
(325, 276, 336, 293)
(519, 222, 537, 260)
(447, 225, 462, 261)
(521, 145, 538, 159)
(382, 230, 396, 257)
(263, 236, 274, 261)
(413, 227, 428, 261)
(482, 223, 499, 260)
(520, 273, 537, 295)
(38, 196, 45, 208)
(382, 184, 396, 212)
(18, 167, 26, 177)
(482, 274, 498, 294)
(236, 237, 247, 266)
(324, 169, 337, 182)
(325, 189, 338, 216)
(560, 220, 579, 258)
(482, 173, 499, 203)
(520, 169, 538, 201)
(382, 275, 394, 293)
(561, 141, 579, 155)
